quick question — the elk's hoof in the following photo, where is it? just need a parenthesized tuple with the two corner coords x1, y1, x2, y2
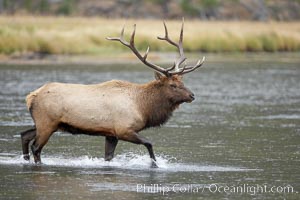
(105, 155, 114, 161)
(34, 161, 43, 165)
(151, 160, 158, 168)
(23, 154, 30, 161)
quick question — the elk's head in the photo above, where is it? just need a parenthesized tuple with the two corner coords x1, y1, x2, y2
(107, 18, 205, 105)
(154, 73, 194, 104)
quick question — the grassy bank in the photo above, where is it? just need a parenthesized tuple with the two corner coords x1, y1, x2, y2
(0, 16, 300, 56)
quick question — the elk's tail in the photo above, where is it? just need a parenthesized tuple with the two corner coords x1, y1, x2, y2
(20, 127, 36, 160)
(26, 91, 38, 118)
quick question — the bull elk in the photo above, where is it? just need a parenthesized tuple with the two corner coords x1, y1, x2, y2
(20, 19, 205, 167)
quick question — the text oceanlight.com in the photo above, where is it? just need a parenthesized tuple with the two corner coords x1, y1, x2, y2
(136, 183, 296, 195)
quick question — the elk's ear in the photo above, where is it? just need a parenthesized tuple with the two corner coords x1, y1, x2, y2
(154, 72, 164, 80)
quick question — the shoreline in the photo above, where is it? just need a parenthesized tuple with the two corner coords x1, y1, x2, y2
(0, 52, 299, 66)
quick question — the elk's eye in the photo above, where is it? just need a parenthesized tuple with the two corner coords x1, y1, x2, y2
(170, 84, 177, 88)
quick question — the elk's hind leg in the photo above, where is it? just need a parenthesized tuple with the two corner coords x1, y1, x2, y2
(31, 125, 57, 164)
(20, 127, 36, 160)
(105, 136, 118, 161)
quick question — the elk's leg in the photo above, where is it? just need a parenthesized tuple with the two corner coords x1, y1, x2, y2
(121, 132, 158, 168)
(31, 126, 56, 164)
(105, 136, 118, 161)
(20, 127, 36, 160)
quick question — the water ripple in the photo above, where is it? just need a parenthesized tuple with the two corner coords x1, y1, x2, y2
(0, 153, 258, 172)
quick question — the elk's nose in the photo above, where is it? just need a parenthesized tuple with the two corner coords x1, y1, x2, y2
(190, 93, 195, 101)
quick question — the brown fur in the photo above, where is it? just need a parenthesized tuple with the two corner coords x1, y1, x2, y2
(138, 76, 184, 128)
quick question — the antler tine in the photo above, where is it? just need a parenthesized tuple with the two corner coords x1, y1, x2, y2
(143, 46, 150, 61)
(130, 24, 136, 46)
(158, 21, 168, 38)
(180, 56, 206, 75)
(107, 24, 170, 76)
(178, 18, 184, 57)
(106, 25, 130, 47)
(120, 26, 126, 43)
(157, 18, 187, 73)
(157, 21, 178, 47)
(179, 18, 184, 49)
(173, 18, 186, 72)
(165, 62, 176, 72)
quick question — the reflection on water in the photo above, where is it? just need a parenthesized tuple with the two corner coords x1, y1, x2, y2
(0, 54, 299, 199)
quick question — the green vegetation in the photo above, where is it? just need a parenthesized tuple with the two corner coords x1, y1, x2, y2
(0, 16, 299, 55)
(180, 0, 199, 16)
(57, 0, 76, 15)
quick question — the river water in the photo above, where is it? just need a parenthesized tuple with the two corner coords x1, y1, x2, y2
(0, 53, 299, 199)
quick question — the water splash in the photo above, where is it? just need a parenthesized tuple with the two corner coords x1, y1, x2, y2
(0, 153, 258, 172)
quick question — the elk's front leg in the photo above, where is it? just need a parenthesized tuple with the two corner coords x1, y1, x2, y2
(105, 136, 118, 161)
(120, 132, 158, 168)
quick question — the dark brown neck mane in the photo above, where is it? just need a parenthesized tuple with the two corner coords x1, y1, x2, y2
(138, 81, 179, 129)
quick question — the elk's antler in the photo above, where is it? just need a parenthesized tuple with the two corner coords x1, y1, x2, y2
(106, 18, 205, 76)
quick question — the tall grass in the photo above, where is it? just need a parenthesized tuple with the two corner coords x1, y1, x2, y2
(0, 16, 299, 55)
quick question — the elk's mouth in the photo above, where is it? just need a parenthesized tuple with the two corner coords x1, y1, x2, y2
(186, 93, 195, 103)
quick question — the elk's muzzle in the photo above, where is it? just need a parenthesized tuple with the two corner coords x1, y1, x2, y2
(186, 92, 195, 103)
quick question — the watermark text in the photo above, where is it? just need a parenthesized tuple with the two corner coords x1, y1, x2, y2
(136, 183, 296, 196)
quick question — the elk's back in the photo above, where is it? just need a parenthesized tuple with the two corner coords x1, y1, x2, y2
(26, 81, 145, 135)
